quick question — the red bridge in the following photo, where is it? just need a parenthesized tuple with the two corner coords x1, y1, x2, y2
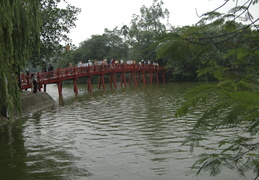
(20, 64, 166, 96)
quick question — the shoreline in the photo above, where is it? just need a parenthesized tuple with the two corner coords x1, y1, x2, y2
(1, 91, 55, 126)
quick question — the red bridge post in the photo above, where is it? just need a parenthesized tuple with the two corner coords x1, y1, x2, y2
(120, 71, 127, 88)
(141, 71, 146, 85)
(56, 68, 63, 96)
(149, 71, 153, 84)
(73, 78, 78, 94)
(156, 72, 159, 83)
(129, 71, 138, 86)
(87, 76, 92, 92)
(57, 81, 63, 96)
(162, 72, 165, 83)
(98, 73, 105, 90)
(110, 73, 117, 89)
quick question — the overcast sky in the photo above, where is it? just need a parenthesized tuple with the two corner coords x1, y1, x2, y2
(61, 0, 259, 46)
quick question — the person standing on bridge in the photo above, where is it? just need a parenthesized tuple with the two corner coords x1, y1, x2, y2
(48, 64, 54, 71)
(48, 64, 54, 77)
(31, 73, 38, 93)
(88, 60, 92, 66)
(111, 58, 116, 69)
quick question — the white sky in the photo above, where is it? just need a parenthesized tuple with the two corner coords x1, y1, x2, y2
(61, 0, 259, 47)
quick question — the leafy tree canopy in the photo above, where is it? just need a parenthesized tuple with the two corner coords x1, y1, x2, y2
(69, 27, 128, 65)
(125, 0, 170, 60)
(30, 0, 80, 68)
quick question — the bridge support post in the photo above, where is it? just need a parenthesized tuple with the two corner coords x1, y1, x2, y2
(98, 73, 105, 90)
(87, 76, 92, 92)
(110, 73, 117, 89)
(141, 71, 146, 85)
(129, 72, 132, 85)
(149, 72, 153, 84)
(134, 72, 138, 85)
(138, 73, 142, 84)
(129, 72, 137, 86)
(57, 81, 63, 96)
(73, 78, 78, 94)
(156, 72, 159, 83)
(120, 71, 127, 87)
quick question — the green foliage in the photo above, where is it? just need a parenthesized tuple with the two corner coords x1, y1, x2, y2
(71, 28, 129, 63)
(176, 81, 259, 178)
(125, 0, 169, 60)
(163, 1, 259, 178)
(30, 0, 80, 67)
(157, 27, 217, 81)
(177, 40, 258, 179)
(193, 136, 259, 177)
(0, 0, 41, 119)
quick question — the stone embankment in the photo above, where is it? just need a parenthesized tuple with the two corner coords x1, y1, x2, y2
(1, 91, 55, 125)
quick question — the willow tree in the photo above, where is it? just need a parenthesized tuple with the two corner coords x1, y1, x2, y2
(0, 0, 41, 119)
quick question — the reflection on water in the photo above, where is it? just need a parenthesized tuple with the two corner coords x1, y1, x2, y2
(0, 124, 27, 179)
(0, 83, 253, 180)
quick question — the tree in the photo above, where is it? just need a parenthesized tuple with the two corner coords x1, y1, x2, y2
(158, 0, 259, 178)
(71, 28, 128, 63)
(30, 0, 80, 68)
(124, 0, 169, 60)
(0, 0, 41, 119)
(103, 28, 129, 60)
(156, 26, 209, 81)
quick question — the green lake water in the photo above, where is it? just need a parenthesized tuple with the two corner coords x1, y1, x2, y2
(0, 82, 253, 180)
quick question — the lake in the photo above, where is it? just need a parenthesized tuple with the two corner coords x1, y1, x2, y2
(0, 82, 253, 180)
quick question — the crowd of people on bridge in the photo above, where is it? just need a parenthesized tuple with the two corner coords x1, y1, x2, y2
(76, 59, 159, 67)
